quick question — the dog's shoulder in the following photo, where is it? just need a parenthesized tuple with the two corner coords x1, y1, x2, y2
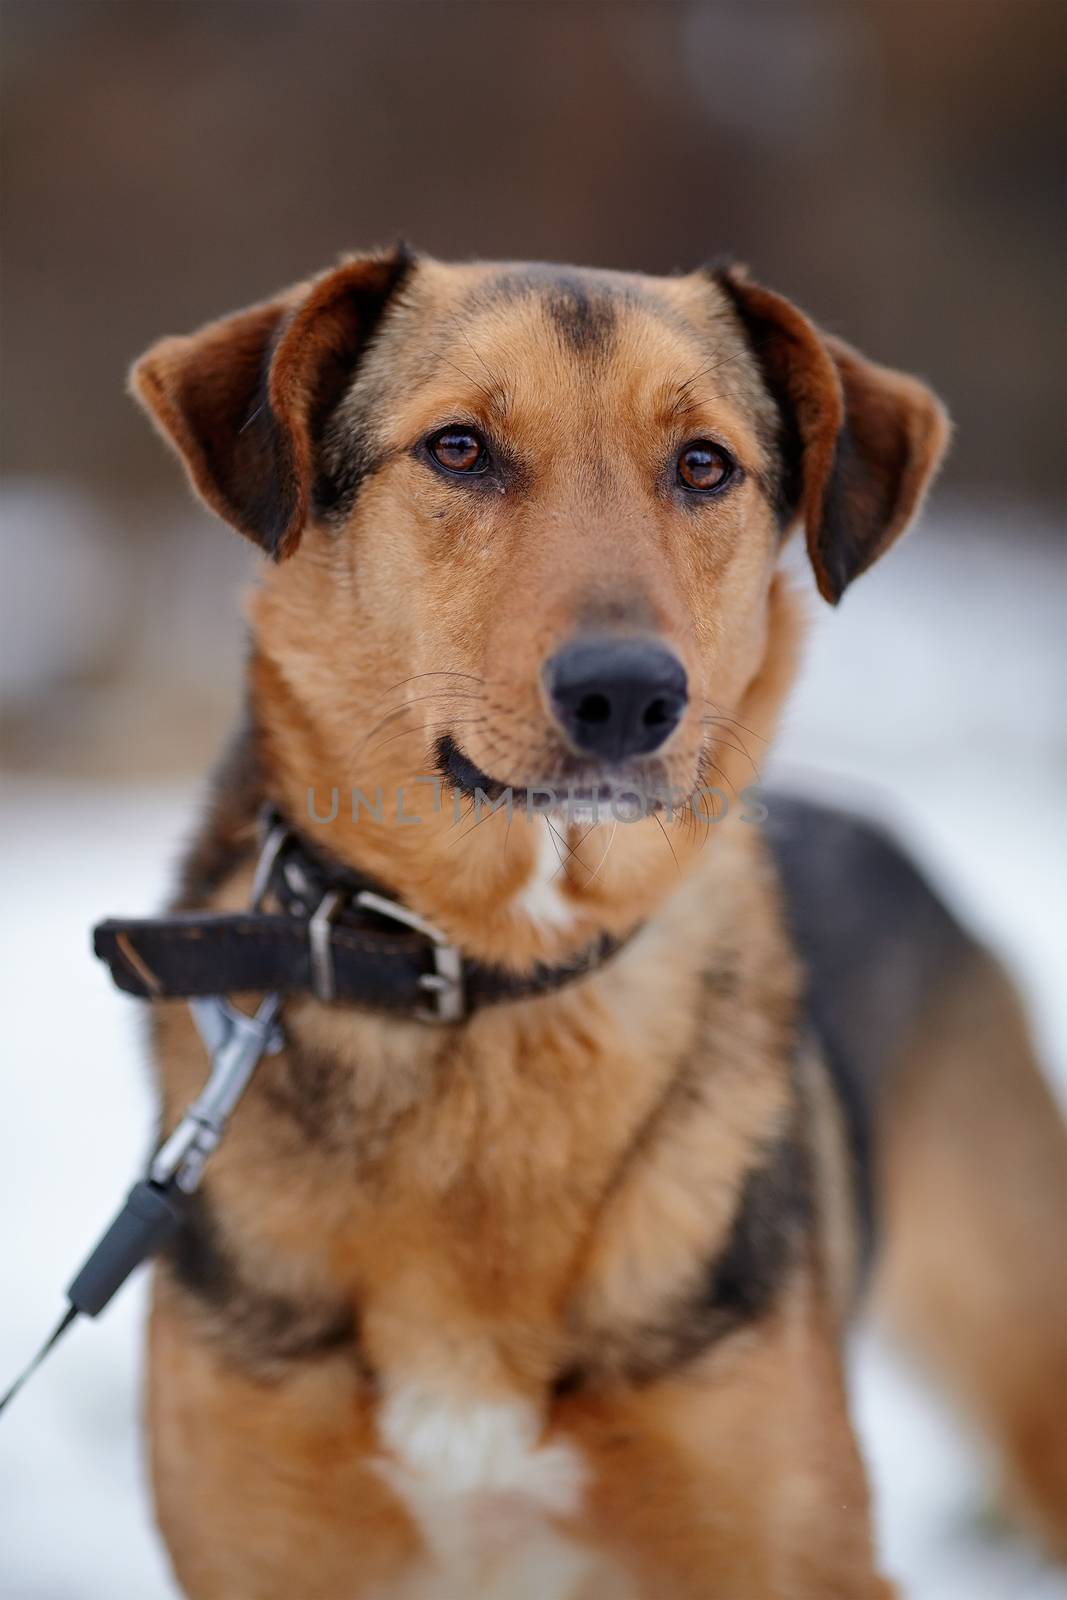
(763, 790, 969, 1089)
(762, 791, 973, 1253)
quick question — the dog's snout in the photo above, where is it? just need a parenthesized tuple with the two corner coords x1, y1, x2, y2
(543, 637, 688, 762)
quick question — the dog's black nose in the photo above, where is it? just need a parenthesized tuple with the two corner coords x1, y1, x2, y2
(543, 637, 688, 762)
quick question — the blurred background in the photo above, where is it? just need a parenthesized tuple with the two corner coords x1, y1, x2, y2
(1, 2, 1064, 1596)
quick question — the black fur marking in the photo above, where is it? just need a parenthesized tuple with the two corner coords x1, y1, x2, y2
(700, 1129, 812, 1336)
(478, 267, 626, 357)
(566, 1120, 812, 1394)
(310, 247, 416, 525)
(815, 415, 905, 601)
(625, 1125, 812, 1383)
(811, 424, 863, 600)
(763, 792, 969, 1271)
(710, 265, 800, 532)
(314, 418, 390, 525)
(551, 1364, 585, 1399)
(201, 322, 302, 560)
(543, 278, 617, 355)
(168, 1192, 357, 1372)
(261, 1043, 354, 1147)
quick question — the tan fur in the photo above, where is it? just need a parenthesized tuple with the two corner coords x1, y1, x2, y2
(123, 251, 1003, 1596)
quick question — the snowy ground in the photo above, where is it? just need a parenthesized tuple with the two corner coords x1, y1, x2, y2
(1, 509, 1064, 1598)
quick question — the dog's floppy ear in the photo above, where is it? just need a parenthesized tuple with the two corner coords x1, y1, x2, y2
(716, 265, 949, 603)
(130, 246, 413, 558)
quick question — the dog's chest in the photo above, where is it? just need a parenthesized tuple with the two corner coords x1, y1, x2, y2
(369, 1387, 630, 1600)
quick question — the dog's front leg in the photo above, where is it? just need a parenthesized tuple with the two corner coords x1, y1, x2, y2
(558, 1269, 890, 1599)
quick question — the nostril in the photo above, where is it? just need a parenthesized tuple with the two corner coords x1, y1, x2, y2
(576, 692, 612, 726)
(642, 696, 676, 730)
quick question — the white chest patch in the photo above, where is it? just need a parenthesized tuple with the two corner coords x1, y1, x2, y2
(373, 1390, 610, 1600)
(514, 817, 575, 932)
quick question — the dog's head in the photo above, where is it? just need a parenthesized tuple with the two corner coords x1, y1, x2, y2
(133, 250, 947, 958)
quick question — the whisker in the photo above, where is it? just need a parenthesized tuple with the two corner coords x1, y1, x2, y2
(435, 351, 499, 411)
(701, 700, 768, 743)
(548, 819, 600, 883)
(543, 817, 571, 874)
(584, 820, 618, 886)
(365, 715, 488, 763)
(677, 333, 777, 398)
(457, 328, 509, 416)
(363, 668, 488, 713)
(357, 691, 486, 753)
(699, 727, 759, 773)
(653, 811, 681, 875)
(446, 784, 516, 850)
(700, 755, 738, 802)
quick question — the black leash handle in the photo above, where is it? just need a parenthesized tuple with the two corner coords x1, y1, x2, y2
(0, 1179, 186, 1417)
(68, 1178, 187, 1316)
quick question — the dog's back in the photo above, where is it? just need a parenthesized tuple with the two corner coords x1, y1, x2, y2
(767, 793, 1067, 1557)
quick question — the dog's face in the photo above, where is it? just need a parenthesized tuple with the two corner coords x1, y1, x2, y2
(319, 259, 796, 812)
(134, 250, 947, 955)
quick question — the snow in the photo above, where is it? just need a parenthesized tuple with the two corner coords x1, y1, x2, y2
(1, 509, 1064, 1597)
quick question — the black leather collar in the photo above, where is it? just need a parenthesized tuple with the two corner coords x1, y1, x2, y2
(93, 808, 634, 1023)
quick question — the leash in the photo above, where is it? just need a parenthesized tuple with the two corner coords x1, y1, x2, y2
(0, 993, 283, 1416)
(1, 806, 633, 1415)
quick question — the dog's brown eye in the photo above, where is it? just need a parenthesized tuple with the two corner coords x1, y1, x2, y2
(677, 440, 734, 494)
(427, 427, 489, 475)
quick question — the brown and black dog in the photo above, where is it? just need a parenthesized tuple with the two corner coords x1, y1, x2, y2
(130, 250, 1066, 1598)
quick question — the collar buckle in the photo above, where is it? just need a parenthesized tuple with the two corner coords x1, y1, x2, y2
(250, 812, 291, 909)
(356, 889, 466, 1023)
(308, 888, 347, 1003)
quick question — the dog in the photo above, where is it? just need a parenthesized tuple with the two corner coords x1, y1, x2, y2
(124, 249, 1067, 1598)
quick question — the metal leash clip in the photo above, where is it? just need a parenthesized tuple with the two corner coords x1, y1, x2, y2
(151, 993, 285, 1194)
